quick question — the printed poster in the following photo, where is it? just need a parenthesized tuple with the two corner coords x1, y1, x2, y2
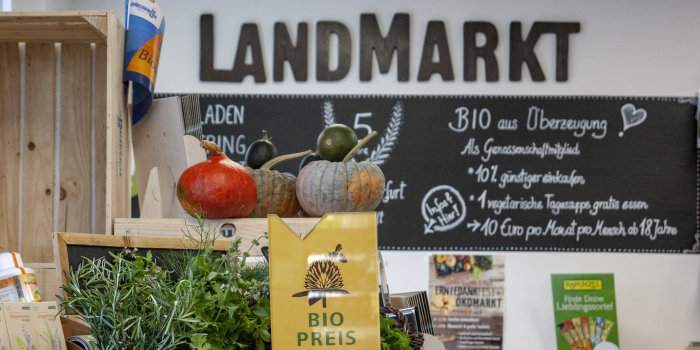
(429, 254, 505, 350)
(551, 274, 619, 350)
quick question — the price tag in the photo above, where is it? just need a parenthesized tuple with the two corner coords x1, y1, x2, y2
(269, 213, 380, 349)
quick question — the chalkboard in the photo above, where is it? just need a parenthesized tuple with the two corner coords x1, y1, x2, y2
(195, 94, 699, 254)
(53, 232, 232, 288)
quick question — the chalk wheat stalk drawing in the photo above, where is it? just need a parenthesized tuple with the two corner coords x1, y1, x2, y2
(323, 100, 336, 127)
(320, 100, 404, 167)
(369, 101, 404, 166)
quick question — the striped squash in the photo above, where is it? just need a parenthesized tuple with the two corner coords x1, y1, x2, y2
(246, 150, 312, 218)
(246, 168, 300, 218)
(296, 160, 385, 216)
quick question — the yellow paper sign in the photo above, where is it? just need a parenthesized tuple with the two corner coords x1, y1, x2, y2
(269, 213, 380, 349)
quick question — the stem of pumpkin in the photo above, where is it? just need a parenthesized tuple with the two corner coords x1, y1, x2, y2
(261, 150, 312, 170)
(342, 131, 377, 163)
(200, 140, 223, 155)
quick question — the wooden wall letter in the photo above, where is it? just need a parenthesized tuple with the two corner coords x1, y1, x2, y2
(359, 13, 410, 81)
(417, 21, 454, 81)
(509, 21, 580, 82)
(463, 22, 499, 82)
(274, 22, 309, 82)
(316, 21, 352, 81)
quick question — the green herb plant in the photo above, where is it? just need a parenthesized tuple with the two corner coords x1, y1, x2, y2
(59, 249, 198, 350)
(379, 315, 412, 350)
(59, 216, 272, 350)
(185, 235, 271, 350)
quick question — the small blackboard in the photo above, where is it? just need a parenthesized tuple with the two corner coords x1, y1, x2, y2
(52, 232, 232, 288)
(193, 94, 699, 254)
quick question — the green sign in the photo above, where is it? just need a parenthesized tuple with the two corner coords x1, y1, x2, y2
(551, 274, 619, 350)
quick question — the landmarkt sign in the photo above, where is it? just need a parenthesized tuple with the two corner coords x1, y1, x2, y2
(269, 213, 380, 349)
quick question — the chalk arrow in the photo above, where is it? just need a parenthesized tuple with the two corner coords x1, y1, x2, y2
(467, 219, 481, 232)
(424, 219, 437, 234)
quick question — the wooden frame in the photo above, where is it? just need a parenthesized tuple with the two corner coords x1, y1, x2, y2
(52, 232, 234, 298)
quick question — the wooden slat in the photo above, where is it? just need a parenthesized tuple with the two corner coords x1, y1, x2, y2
(132, 97, 206, 219)
(0, 16, 96, 23)
(31, 266, 59, 302)
(52, 232, 68, 293)
(115, 217, 269, 242)
(23, 262, 56, 269)
(58, 232, 237, 250)
(114, 217, 322, 247)
(22, 43, 56, 262)
(94, 43, 107, 234)
(61, 316, 91, 339)
(59, 44, 92, 233)
(104, 12, 129, 234)
(0, 12, 110, 43)
(0, 11, 113, 20)
(115, 218, 271, 256)
(0, 43, 21, 253)
(80, 15, 108, 41)
(0, 24, 103, 43)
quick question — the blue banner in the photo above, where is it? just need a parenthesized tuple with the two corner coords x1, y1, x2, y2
(124, 0, 165, 124)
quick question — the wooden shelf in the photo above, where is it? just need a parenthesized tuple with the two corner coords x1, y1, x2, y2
(0, 11, 113, 43)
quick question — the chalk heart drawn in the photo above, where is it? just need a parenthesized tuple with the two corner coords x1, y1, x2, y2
(619, 103, 647, 137)
(421, 185, 467, 234)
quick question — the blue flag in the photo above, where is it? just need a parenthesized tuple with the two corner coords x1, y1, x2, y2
(124, 0, 165, 124)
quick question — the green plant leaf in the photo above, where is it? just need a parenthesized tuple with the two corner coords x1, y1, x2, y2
(207, 271, 218, 281)
(252, 305, 269, 317)
(226, 305, 239, 318)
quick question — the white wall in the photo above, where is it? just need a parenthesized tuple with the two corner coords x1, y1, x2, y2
(9, 0, 44, 12)
(9, 0, 124, 21)
(165, 1, 700, 97)
(12, 0, 700, 349)
(382, 251, 700, 348)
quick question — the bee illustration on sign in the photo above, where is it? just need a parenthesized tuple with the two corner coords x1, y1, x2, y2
(292, 244, 349, 308)
(321, 100, 404, 167)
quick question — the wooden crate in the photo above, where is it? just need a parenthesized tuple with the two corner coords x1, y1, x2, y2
(0, 11, 130, 300)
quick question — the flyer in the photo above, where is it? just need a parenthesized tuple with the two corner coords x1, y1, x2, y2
(551, 274, 619, 350)
(429, 255, 505, 350)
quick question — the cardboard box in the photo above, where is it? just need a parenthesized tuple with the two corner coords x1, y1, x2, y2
(2, 303, 33, 350)
(0, 304, 11, 350)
